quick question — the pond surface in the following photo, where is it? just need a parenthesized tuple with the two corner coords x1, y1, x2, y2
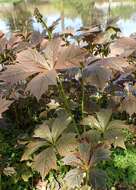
(0, 0, 136, 37)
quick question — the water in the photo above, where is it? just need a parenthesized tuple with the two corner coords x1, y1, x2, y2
(0, 0, 136, 37)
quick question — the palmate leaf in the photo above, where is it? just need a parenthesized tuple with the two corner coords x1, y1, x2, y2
(87, 57, 129, 72)
(29, 31, 43, 47)
(26, 70, 57, 100)
(90, 146, 110, 165)
(81, 116, 101, 129)
(33, 122, 53, 143)
(0, 38, 86, 100)
(34, 112, 71, 143)
(32, 147, 57, 180)
(104, 127, 125, 149)
(56, 133, 78, 156)
(21, 140, 48, 161)
(63, 143, 110, 189)
(81, 110, 128, 148)
(63, 154, 83, 168)
(51, 112, 72, 142)
(42, 37, 61, 68)
(83, 65, 112, 90)
(0, 64, 40, 85)
(109, 37, 136, 57)
(63, 144, 94, 169)
(79, 143, 91, 165)
(96, 109, 112, 129)
(89, 169, 107, 190)
(81, 109, 112, 131)
(57, 45, 87, 70)
(119, 94, 136, 115)
(0, 97, 13, 118)
(81, 130, 101, 145)
(16, 48, 50, 70)
(22, 113, 73, 180)
(64, 168, 84, 189)
(104, 120, 129, 148)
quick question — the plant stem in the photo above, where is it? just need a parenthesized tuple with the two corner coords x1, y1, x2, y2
(85, 170, 89, 185)
(42, 21, 52, 40)
(0, 174, 2, 190)
(80, 65, 85, 119)
(57, 76, 80, 135)
(34, 8, 52, 40)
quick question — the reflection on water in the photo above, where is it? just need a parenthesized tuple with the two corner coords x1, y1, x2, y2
(0, 0, 136, 36)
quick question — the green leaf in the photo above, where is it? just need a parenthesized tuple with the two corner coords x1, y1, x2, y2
(56, 133, 78, 156)
(21, 170, 32, 182)
(32, 147, 57, 180)
(89, 169, 107, 190)
(21, 140, 48, 161)
(64, 168, 84, 188)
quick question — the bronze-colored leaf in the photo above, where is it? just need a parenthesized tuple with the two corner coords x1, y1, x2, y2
(21, 140, 48, 161)
(32, 147, 57, 180)
(119, 94, 136, 115)
(64, 168, 84, 188)
(88, 57, 129, 72)
(56, 133, 78, 156)
(81, 130, 101, 145)
(96, 109, 112, 129)
(90, 147, 110, 165)
(26, 70, 57, 100)
(16, 48, 50, 70)
(110, 37, 136, 57)
(89, 169, 107, 190)
(79, 143, 91, 165)
(33, 122, 53, 143)
(81, 116, 101, 130)
(43, 38, 61, 69)
(104, 128, 126, 149)
(30, 31, 43, 47)
(57, 45, 87, 69)
(83, 65, 112, 90)
(0, 63, 42, 85)
(62, 154, 83, 168)
(51, 112, 72, 142)
(34, 113, 71, 143)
